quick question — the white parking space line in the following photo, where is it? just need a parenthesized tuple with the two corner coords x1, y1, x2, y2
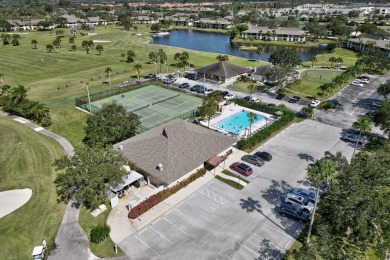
(250, 232, 283, 251)
(174, 206, 203, 225)
(162, 217, 189, 235)
(199, 187, 229, 205)
(149, 226, 173, 244)
(185, 200, 211, 216)
(135, 235, 160, 257)
(262, 223, 294, 240)
(237, 242, 259, 256)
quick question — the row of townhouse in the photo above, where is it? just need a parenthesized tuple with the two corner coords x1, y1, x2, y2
(346, 36, 390, 57)
(6, 14, 107, 31)
(136, 15, 232, 29)
(241, 26, 306, 42)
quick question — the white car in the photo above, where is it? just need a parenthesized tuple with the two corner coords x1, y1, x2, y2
(351, 80, 363, 87)
(309, 99, 321, 108)
(224, 93, 236, 100)
(358, 78, 369, 84)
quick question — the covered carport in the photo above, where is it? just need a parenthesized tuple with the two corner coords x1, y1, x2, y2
(204, 155, 226, 175)
(109, 170, 144, 207)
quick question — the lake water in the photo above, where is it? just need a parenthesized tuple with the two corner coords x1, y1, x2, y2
(152, 30, 331, 62)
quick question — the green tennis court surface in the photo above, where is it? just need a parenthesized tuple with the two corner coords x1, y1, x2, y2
(87, 85, 202, 130)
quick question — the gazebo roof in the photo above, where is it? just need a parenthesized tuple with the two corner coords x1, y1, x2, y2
(194, 61, 251, 79)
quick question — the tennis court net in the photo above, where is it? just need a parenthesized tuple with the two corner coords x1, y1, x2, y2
(122, 100, 149, 112)
(151, 93, 180, 105)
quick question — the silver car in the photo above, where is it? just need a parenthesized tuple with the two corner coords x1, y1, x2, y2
(241, 155, 264, 167)
(291, 188, 319, 204)
(285, 193, 314, 213)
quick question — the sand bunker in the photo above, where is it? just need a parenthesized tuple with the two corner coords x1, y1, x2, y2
(0, 188, 32, 218)
(93, 40, 110, 43)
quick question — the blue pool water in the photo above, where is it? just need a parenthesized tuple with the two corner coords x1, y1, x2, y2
(213, 110, 264, 134)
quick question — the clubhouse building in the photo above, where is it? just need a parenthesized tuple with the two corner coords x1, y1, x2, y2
(113, 119, 235, 187)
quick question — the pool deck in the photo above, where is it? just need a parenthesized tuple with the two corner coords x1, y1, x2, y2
(200, 105, 275, 139)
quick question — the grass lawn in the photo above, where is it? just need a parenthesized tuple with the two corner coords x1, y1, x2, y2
(215, 176, 244, 190)
(79, 203, 125, 258)
(229, 81, 263, 93)
(222, 169, 250, 184)
(288, 69, 343, 99)
(302, 48, 358, 68)
(0, 118, 66, 259)
(0, 24, 259, 146)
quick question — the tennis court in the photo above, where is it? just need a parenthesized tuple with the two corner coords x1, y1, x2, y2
(87, 85, 202, 131)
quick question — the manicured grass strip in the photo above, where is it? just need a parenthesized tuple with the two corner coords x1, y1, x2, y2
(0, 118, 66, 259)
(79, 203, 124, 258)
(215, 176, 244, 190)
(222, 170, 250, 184)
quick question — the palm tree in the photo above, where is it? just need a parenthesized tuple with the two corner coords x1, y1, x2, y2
(352, 116, 372, 157)
(157, 49, 167, 73)
(174, 52, 182, 68)
(199, 93, 221, 127)
(306, 158, 338, 245)
(69, 37, 75, 44)
(31, 39, 38, 49)
(328, 57, 337, 68)
(317, 84, 329, 101)
(247, 112, 258, 136)
(256, 46, 264, 62)
(309, 56, 317, 68)
(335, 57, 343, 68)
(105, 67, 112, 85)
(271, 30, 277, 41)
(133, 62, 143, 79)
(30, 101, 50, 122)
(127, 50, 136, 63)
(149, 51, 159, 74)
(10, 85, 29, 104)
(96, 44, 103, 55)
(71, 45, 77, 52)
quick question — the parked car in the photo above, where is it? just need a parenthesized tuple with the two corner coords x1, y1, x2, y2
(241, 154, 265, 167)
(197, 86, 207, 93)
(309, 99, 321, 108)
(366, 109, 378, 117)
(179, 82, 190, 88)
(205, 88, 214, 94)
(276, 93, 286, 100)
(187, 74, 200, 80)
(244, 96, 260, 102)
(254, 151, 272, 161)
(268, 103, 276, 107)
(164, 78, 176, 84)
(279, 203, 311, 223)
(285, 193, 314, 213)
(230, 162, 253, 176)
(328, 99, 343, 106)
(341, 134, 368, 145)
(371, 100, 382, 108)
(351, 80, 364, 87)
(190, 84, 203, 92)
(291, 188, 319, 204)
(357, 78, 369, 84)
(289, 96, 301, 103)
(224, 93, 236, 100)
(144, 74, 156, 79)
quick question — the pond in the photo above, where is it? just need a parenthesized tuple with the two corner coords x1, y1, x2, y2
(152, 30, 332, 62)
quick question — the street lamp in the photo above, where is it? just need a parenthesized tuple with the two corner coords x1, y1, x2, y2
(86, 82, 92, 113)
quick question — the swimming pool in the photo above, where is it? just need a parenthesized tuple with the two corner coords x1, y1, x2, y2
(213, 110, 264, 134)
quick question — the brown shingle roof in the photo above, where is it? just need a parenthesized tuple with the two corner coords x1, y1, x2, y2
(194, 61, 251, 79)
(113, 119, 235, 185)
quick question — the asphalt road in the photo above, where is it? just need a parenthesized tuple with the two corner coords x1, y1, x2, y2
(119, 120, 354, 259)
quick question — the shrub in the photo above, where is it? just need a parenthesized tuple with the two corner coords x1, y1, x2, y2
(90, 224, 111, 244)
(235, 99, 295, 151)
(321, 101, 336, 110)
(128, 168, 207, 219)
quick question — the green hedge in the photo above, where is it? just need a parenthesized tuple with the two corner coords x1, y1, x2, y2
(215, 176, 244, 190)
(234, 99, 295, 151)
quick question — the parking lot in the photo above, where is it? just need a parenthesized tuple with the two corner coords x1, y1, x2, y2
(119, 120, 355, 259)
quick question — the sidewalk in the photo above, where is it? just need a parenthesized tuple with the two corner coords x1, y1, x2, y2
(108, 147, 248, 245)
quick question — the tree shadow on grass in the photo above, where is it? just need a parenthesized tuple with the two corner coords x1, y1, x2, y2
(256, 239, 283, 260)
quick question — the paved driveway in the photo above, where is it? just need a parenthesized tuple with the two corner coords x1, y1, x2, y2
(119, 120, 354, 259)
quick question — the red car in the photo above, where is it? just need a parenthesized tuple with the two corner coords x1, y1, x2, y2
(230, 162, 253, 176)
